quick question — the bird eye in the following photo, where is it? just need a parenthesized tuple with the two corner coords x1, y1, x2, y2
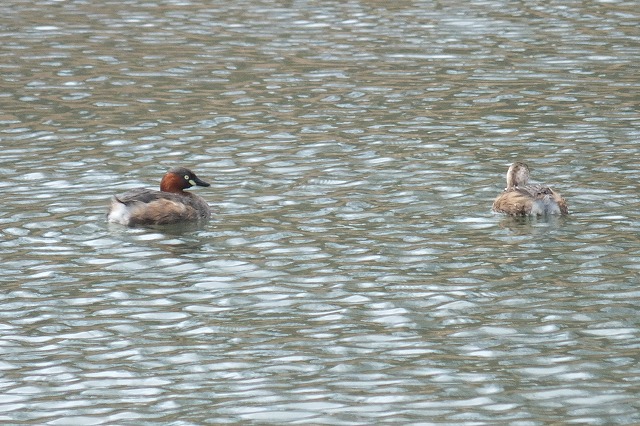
(184, 175, 190, 180)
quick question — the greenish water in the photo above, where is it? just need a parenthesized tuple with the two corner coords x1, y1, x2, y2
(1, 0, 639, 424)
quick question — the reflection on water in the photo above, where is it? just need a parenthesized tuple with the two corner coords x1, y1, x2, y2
(1, 0, 640, 424)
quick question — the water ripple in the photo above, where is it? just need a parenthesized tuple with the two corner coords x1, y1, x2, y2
(1, 0, 639, 424)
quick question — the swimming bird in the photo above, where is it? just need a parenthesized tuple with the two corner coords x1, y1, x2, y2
(492, 162, 568, 216)
(107, 167, 211, 226)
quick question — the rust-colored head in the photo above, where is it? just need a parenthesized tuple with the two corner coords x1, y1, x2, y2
(160, 167, 210, 193)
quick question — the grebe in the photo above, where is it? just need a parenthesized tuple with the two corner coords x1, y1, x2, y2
(492, 162, 568, 216)
(107, 167, 211, 226)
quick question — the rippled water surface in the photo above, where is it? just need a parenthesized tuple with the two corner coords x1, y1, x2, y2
(1, 0, 639, 424)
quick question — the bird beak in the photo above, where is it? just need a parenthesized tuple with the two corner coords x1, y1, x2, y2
(191, 175, 210, 187)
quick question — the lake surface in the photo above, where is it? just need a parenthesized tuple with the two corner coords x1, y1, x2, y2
(1, 0, 639, 424)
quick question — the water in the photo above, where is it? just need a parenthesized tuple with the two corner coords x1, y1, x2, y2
(1, 0, 639, 424)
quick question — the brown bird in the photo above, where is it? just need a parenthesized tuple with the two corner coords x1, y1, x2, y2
(492, 162, 568, 216)
(107, 167, 211, 226)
